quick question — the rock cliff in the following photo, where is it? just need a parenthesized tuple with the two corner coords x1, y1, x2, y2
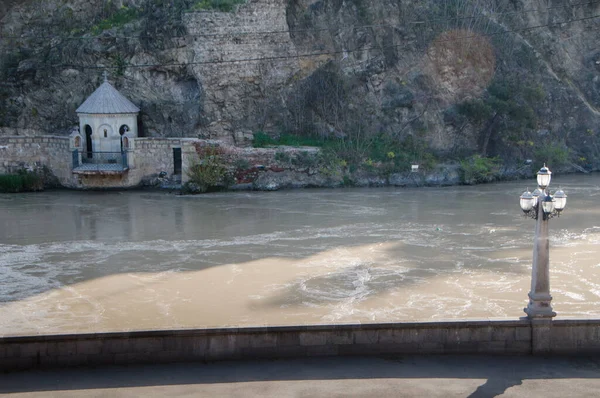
(1, 0, 599, 167)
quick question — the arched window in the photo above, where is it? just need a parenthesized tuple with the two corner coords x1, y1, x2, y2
(119, 125, 130, 136)
(85, 125, 93, 158)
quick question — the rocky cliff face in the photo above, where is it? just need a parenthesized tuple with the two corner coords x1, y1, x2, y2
(1, 0, 599, 166)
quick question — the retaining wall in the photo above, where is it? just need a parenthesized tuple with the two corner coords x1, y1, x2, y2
(0, 136, 72, 183)
(2, 319, 600, 372)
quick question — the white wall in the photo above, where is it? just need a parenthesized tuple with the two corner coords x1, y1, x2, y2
(78, 113, 138, 153)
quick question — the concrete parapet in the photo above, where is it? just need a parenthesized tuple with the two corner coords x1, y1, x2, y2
(7, 319, 596, 372)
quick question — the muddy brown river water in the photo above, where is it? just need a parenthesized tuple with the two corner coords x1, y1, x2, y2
(1, 174, 600, 335)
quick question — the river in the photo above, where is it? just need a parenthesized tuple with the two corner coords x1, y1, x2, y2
(1, 174, 600, 335)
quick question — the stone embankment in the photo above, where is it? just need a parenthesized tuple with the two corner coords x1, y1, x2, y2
(2, 319, 600, 371)
(0, 134, 575, 192)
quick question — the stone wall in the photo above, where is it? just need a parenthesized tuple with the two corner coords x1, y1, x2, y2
(184, 0, 300, 142)
(1, 135, 461, 190)
(0, 136, 72, 183)
(2, 319, 600, 371)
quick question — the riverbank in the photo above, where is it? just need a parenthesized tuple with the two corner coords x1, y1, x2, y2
(1, 134, 593, 192)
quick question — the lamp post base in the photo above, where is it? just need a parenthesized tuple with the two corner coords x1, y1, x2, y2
(524, 292, 556, 318)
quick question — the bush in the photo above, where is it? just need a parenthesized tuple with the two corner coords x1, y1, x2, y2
(0, 170, 43, 193)
(253, 132, 276, 148)
(190, 0, 246, 12)
(534, 143, 570, 171)
(186, 147, 231, 193)
(460, 155, 502, 184)
(91, 6, 140, 35)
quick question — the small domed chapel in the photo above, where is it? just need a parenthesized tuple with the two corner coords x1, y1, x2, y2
(65, 73, 186, 189)
(75, 72, 139, 156)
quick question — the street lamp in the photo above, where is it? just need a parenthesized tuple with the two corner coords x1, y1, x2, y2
(519, 165, 567, 318)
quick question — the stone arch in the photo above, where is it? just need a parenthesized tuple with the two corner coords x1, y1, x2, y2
(119, 125, 130, 152)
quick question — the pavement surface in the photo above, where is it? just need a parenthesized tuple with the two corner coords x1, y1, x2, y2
(2, 355, 600, 397)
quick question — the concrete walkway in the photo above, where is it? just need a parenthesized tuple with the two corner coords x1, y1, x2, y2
(2, 355, 600, 397)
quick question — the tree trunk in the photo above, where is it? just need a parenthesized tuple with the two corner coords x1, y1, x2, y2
(480, 112, 499, 156)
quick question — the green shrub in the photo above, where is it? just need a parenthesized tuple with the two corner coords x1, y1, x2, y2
(457, 99, 493, 123)
(253, 132, 276, 148)
(190, 0, 246, 12)
(0, 170, 43, 193)
(460, 155, 502, 185)
(186, 147, 231, 193)
(91, 6, 140, 35)
(233, 157, 250, 171)
(534, 143, 570, 171)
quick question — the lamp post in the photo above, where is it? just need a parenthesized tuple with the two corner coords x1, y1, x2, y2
(519, 165, 567, 318)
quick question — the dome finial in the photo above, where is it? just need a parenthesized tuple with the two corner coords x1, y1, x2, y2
(103, 70, 109, 83)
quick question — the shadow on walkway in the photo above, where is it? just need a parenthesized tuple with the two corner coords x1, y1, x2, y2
(2, 355, 600, 397)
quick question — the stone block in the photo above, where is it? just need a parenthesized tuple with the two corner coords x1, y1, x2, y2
(531, 320, 552, 355)
(445, 328, 472, 344)
(163, 336, 184, 352)
(76, 340, 103, 355)
(477, 341, 507, 354)
(39, 355, 59, 368)
(492, 327, 515, 341)
(2, 344, 21, 358)
(101, 338, 130, 354)
(55, 354, 87, 367)
(191, 337, 208, 356)
(47, 341, 77, 356)
(516, 326, 532, 341)
(377, 329, 395, 344)
(299, 332, 327, 346)
(328, 330, 354, 345)
(249, 333, 277, 348)
(422, 328, 444, 343)
(132, 337, 164, 353)
(354, 330, 379, 345)
(277, 332, 300, 347)
(19, 342, 45, 358)
(393, 328, 422, 344)
(469, 327, 494, 342)
(206, 335, 237, 358)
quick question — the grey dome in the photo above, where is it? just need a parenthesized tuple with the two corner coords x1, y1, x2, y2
(76, 81, 140, 114)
